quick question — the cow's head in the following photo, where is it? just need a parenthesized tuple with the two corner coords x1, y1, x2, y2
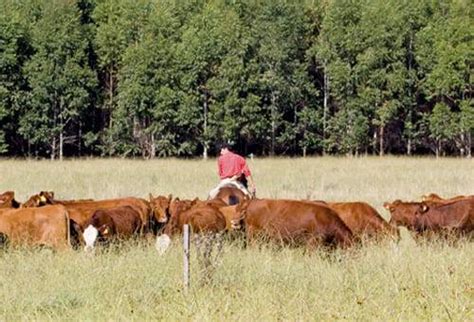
(23, 191, 55, 208)
(98, 224, 115, 237)
(39, 191, 55, 203)
(149, 194, 172, 223)
(22, 195, 42, 207)
(0, 191, 20, 208)
(168, 198, 194, 219)
(384, 200, 420, 229)
(232, 198, 251, 229)
(161, 198, 195, 236)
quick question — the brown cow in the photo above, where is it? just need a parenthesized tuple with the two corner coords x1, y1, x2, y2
(0, 205, 71, 250)
(324, 201, 399, 240)
(23, 194, 152, 233)
(83, 205, 142, 251)
(231, 199, 353, 248)
(384, 199, 474, 235)
(0, 191, 21, 208)
(155, 198, 227, 254)
(164, 200, 226, 236)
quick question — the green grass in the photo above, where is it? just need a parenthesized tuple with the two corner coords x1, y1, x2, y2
(0, 157, 473, 321)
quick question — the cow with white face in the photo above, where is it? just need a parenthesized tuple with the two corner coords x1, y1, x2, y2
(82, 206, 142, 252)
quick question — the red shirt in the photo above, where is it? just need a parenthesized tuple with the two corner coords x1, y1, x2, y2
(218, 151, 251, 179)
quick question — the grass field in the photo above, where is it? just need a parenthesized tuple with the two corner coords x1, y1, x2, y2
(0, 157, 473, 320)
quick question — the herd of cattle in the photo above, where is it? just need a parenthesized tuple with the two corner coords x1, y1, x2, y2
(0, 188, 472, 252)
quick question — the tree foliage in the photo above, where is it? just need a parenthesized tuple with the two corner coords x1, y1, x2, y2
(0, 0, 472, 158)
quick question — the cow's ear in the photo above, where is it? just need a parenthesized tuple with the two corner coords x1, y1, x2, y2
(39, 195, 47, 204)
(420, 203, 429, 213)
(168, 194, 173, 202)
(41, 191, 54, 199)
(99, 225, 109, 235)
(149, 193, 154, 202)
(383, 202, 395, 212)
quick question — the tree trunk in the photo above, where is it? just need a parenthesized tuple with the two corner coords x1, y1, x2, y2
(51, 137, 56, 161)
(108, 65, 114, 128)
(467, 132, 472, 159)
(323, 63, 328, 155)
(379, 125, 384, 157)
(373, 131, 377, 155)
(203, 94, 208, 159)
(460, 133, 465, 157)
(59, 103, 64, 161)
(59, 130, 63, 161)
(271, 91, 276, 156)
(303, 146, 307, 158)
(407, 33, 414, 157)
(150, 132, 156, 159)
(468, 131, 472, 158)
(78, 121, 82, 156)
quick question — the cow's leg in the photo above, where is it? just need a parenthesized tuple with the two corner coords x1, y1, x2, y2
(0, 233, 9, 247)
(83, 225, 99, 252)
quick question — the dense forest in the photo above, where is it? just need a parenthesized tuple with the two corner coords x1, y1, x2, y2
(0, 0, 472, 159)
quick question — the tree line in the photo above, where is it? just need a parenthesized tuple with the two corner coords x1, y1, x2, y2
(0, 0, 472, 159)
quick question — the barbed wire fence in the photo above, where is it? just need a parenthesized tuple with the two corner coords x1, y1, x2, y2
(183, 225, 226, 291)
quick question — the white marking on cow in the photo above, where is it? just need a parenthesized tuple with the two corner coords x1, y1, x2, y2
(83, 225, 98, 252)
(155, 234, 171, 255)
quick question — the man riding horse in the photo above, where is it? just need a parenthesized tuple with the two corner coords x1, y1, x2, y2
(208, 142, 256, 200)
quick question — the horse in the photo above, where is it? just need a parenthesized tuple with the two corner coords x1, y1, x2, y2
(210, 185, 250, 206)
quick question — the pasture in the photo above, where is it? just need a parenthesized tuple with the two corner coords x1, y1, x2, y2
(0, 157, 473, 320)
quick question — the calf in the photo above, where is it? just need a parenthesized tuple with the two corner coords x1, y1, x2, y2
(83, 206, 142, 251)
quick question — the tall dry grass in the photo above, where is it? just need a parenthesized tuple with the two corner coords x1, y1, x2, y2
(0, 157, 473, 320)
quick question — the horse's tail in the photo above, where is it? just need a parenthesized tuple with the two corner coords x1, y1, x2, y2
(228, 195, 239, 205)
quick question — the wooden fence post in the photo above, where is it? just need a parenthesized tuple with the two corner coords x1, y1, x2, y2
(183, 224, 190, 292)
